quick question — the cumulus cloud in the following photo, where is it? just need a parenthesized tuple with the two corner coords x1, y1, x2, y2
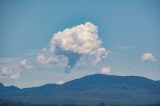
(141, 53, 156, 62)
(100, 67, 111, 75)
(37, 22, 108, 72)
(0, 59, 33, 79)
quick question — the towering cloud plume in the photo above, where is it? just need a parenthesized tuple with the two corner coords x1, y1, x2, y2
(37, 22, 108, 72)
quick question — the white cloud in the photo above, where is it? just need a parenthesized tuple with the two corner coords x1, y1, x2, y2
(19, 59, 33, 70)
(0, 59, 33, 79)
(56, 80, 65, 85)
(36, 48, 59, 65)
(141, 53, 156, 62)
(100, 67, 111, 75)
(37, 22, 108, 72)
(92, 48, 108, 65)
(0, 62, 21, 79)
(50, 22, 101, 54)
(37, 51, 51, 64)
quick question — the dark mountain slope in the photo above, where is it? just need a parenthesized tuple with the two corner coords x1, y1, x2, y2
(62, 74, 157, 89)
(21, 84, 59, 94)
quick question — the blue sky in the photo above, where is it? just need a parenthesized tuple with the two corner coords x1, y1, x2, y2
(0, 0, 160, 88)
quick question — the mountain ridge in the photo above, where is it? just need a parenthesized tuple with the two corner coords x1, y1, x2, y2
(0, 74, 158, 89)
(0, 74, 160, 105)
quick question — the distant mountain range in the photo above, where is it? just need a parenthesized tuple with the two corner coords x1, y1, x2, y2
(0, 74, 160, 106)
